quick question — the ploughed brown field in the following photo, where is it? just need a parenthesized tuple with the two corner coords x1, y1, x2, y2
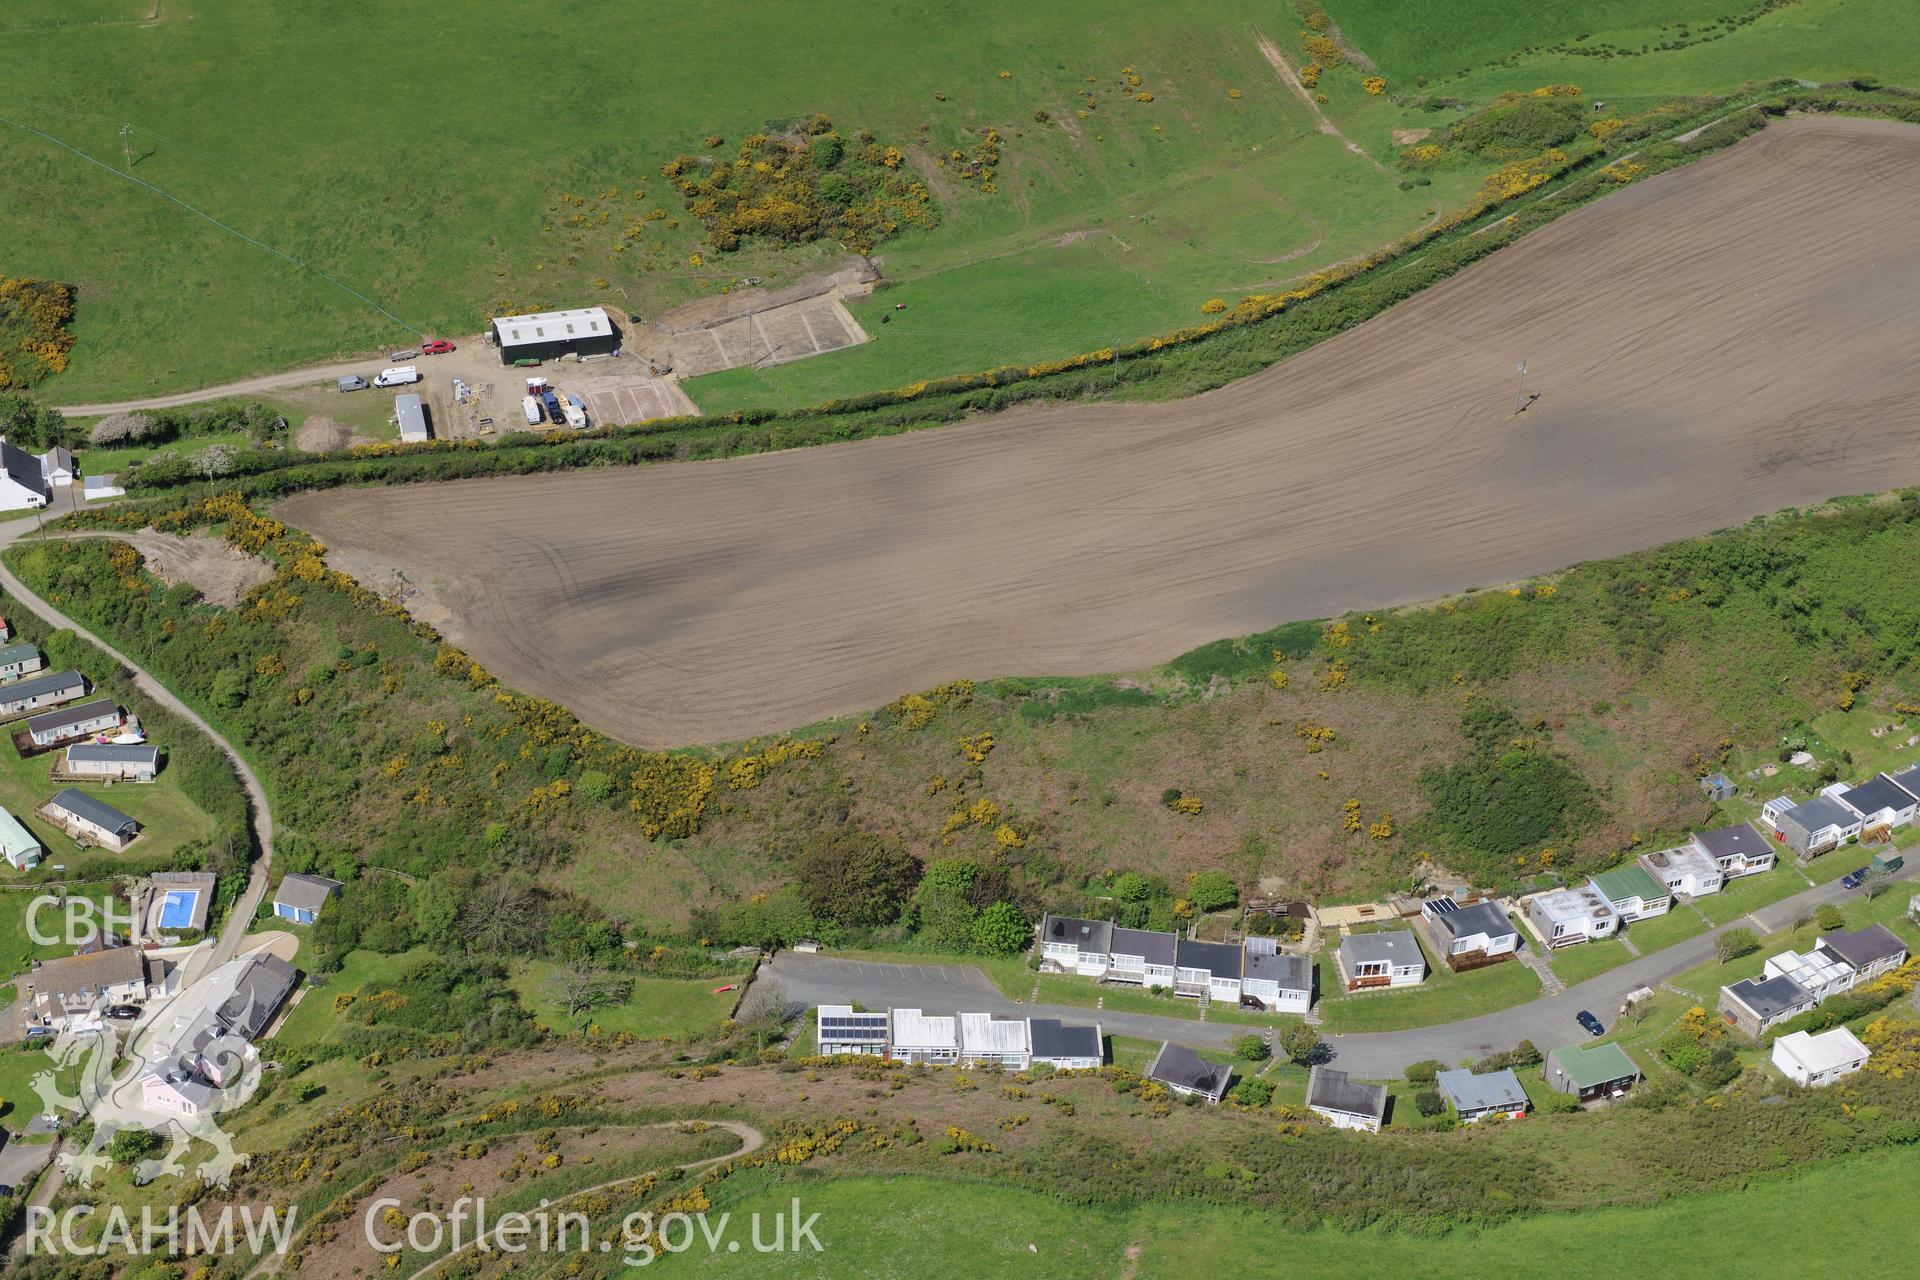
(281, 117, 1920, 748)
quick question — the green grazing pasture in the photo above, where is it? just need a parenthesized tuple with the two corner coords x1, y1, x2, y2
(668, 1145, 1920, 1277)
(1329, 0, 1920, 97)
(3, 0, 1462, 402)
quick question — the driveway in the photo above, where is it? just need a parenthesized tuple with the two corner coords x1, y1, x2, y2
(765, 863, 1919, 1077)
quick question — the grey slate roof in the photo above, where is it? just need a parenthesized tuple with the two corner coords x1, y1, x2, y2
(1027, 1018, 1101, 1063)
(1430, 900, 1513, 942)
(1839, 775, 1916, 819)
(1, 669, 84, 705)
(1889, 764, 1920, 802)
(1692, 822, 1770, 860)
(1244, 949, 1312, 990)
(213, 954, 298, 1041)
(0, 440, 46, 493)
(1436, 1067, 1529, 1114)
(1041, 914, 1113, 954)
(48, 787, 137, 836)
(68, 742, 159, 767)
(28, 698, 118, 737)
(1782, 795, 1858, 833)
(0, 641, 39, 667)
(1339, 930, 1424, 969)
(1307, 1066, 1388, 1119)
(1816, 923, 1908, 972)
(1176, 937, 1242, 979)
(1110, 927, 1178, 967)
(274, 873, 342, 913)
(1725, 974, 1813, 1020)
(1146, 1041, 1230, 1099)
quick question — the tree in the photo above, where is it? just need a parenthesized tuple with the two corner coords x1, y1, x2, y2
(971, 901, 1029, 956)
(460, 875, 546, 955)
(1186, 870, 1238, 913)
(1277, 1024, 1324, 1066)
(0, 390, 65, 451)
(1509, 1039, 1542, 1067)
(1414, 1089, 1446, 1117)
(1714, 926, 1761, 963)
(109, 1126, 165, 1165)
(196, 441, 238, 479)
(539, 968, 632, 1025)
(1816, 903, 1847, 932)
(736, 977, 790, 1030)
(90, 411, 153, 445)
(1232, 1032, 1268, 1061)
(793, 830, 921, 928)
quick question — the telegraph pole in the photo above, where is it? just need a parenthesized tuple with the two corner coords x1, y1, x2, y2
(119, 124, 134, 170)
(1512, 357, 1528, 415)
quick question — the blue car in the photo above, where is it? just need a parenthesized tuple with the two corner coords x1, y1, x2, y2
(1576, 1010, 1605, 1037)
(1840, 867, 1870, 890)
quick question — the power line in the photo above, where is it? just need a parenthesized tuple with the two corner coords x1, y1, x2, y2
(0, 114, 420, 337)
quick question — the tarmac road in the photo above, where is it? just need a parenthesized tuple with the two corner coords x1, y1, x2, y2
(764, 859, 1917, 1077)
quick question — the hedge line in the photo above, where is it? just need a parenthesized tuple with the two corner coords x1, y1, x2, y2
(104, 80, 1920, 512)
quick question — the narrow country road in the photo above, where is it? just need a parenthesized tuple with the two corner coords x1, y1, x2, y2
(48, 355, 391, 417)
(0, 504, 275, 984)
(766, 859, 1918, 1078)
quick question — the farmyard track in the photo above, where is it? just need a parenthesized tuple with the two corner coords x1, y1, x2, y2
(282, 117, 1920, 747)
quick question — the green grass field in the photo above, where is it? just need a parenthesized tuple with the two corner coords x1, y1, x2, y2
(511, 960, 748, 1042)
(1327, 0, 1920, 96)
(666, 1143, 1920, 1277)
(4, 0, 1471, 403)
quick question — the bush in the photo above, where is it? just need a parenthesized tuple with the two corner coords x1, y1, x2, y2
(1816, 904, 1847, 931)
(1405, 1059, 1444, 1084)
(1186, 869, 1237, 913)
(1231, 1077, 1274, 1107)
(1278, 1024, 1323, 1065)
(1231, 1033, 1268, 1061)
(1414, 1089, 1446, 1117)
(1715, 927, 1761, 963)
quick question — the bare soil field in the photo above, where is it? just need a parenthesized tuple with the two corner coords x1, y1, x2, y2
(281, 117, 1920, 748)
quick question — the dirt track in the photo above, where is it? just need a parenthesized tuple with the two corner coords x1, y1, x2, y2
(280, 117, 1920, 748)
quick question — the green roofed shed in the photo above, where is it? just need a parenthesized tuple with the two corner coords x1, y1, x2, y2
(1545, 1042, 1641, 1101)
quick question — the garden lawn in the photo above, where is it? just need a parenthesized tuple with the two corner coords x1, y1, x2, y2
(1547, 936, 1636, 987)
(0, 882, 114, 978)
(0, 1040, 76, 1136)
(1621, 905, 1710, 953)
(511, 960, 747, 1042)
(1031, 974, 1201, 1021)
(1315, 952, 1541, 1033)
(0, 733, 218, 876)
(268, 946, 433, 1051)
(1694, 866, 1805, 923)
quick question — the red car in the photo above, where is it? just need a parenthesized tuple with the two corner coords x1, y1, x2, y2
(421, 339, 457, 355)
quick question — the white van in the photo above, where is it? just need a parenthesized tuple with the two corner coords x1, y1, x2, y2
(373, 365, 421, 388)
(522, 395, 543, 426)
